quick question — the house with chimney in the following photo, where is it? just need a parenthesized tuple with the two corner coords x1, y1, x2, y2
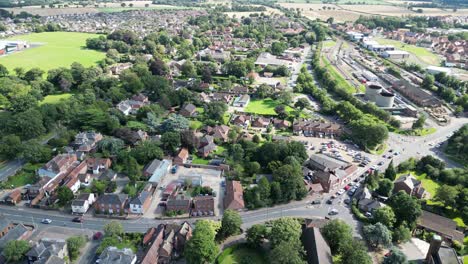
(211, 125, 230, 142)
(306, 154, 357, 192)
(97, 247, 136, 264)
(293, 120, 342, 138)
(94, 194, 128, 215)
(166, 194, 191, 214)
(38, 154, 77, 179)
(251, 117, 271, 128)
(26, 238, 68, 264)
(394, 174, 428, 199)
(73, 131, 103, 157)
(129, 191, 152, 214)
(231, 114, 251, 127)
(191, 196, 215, 217)
(116, 94, 149, 116)
(224, 180, 245, 210)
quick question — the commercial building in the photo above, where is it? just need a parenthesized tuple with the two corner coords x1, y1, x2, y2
(382, 50, 410, 60)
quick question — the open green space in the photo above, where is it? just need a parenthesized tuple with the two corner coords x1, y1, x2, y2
(374, 38, 441, 66)
(217, 244, 267, 264)
(190, 120, 204, 130)
(321, 56, 358, 94)
(39, 93, 73, 105)
(244, 98, 294, 116)
(1, 163, 40, 189)
(192, 157, 210, 165)
(322, 40, 337, 48)
(98, 5, 190, 13)
(396, 127, 437, 137)
(0, 32, 105, 73)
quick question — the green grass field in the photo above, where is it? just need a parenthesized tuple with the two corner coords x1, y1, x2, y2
(374, 38, 441, 66)
(322, 40, 337, 48)
(321, 56, 358, 94)
(98, 5, 190, 13)
(244, 98, 294, 116)
(0, 32, 105, 72)
(39, 93, 73, 105)
(217, 244, 267, 264)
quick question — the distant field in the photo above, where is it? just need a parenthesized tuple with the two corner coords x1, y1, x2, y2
(278, 0, 391, 4)
(39, 93, 73, 105)
(0, 32, 105, 72)
(98, 5, 190, 13)
(374, 38, 441, 66)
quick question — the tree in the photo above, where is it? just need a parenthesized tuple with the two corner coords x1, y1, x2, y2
(24, 67, 45, 82)
(392, 223, 412, 244)
(269, 241, 306, 264)
(269, 218, 302, 248)
(0, 135, 22, 160)
(372, 206, 396, 228)
(181, 61, 197, 77)
(383, 247, 408, 264)
(220, 209, 242, 239)
(277, 91, 293, 105)
(246, 224, 268, 247)
(363, 223, 392, 249)
(350, 118, 388, 150)
(57, 186, 74, 205)
(271, 41, 288, 55)
(434, 184, 459, 209)
(0, 64, 8, 77)
(67, 236, 86, 261)
(123, 156, 140, 182)
(274, 105, 288, 119)
(3, 240, 30, 262)
(294, 97, 310, 110)
(185, 220, 219, 264)
(256, 84, 273, 98)
(161, 131, 181, 155)
(10, 109, 46, 140)
(384, 160, 397, 180)
(412, 115, 426, 129)
(149, 58, 169, 76)
(160, 114, 189, 132)
(103, 221, 124, 237)
(376, 178, 394, 197)
(321, 219, 353, 253)
(340, 239, 372, 264)
(201, 66, 212, 83)
(130, 140, 163, 164)
(204, 101, 228, 122)
(422, 74, 434, 90)
(272, 164, 307, 201)
(389, 191, 422, 227)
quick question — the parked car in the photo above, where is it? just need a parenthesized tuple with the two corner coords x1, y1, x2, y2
(311, 199, 322, 205)
(328, 209, 339, 215)
(41, 219, 52, 224)
(344, 185, 351, 191)
(93, 232, 103, 240)
(72, 217, 83, 223)
(337, 189, 345, 195)
(326, 199, 333, 205)
(344, 199, 351, 204)
(378, 161, 384, 166)
(365, 212, 373, 218)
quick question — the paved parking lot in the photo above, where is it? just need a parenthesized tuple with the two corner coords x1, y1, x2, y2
(145, 166, 224, 218)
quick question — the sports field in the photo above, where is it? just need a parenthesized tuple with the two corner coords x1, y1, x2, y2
(0, 32, 105, 72)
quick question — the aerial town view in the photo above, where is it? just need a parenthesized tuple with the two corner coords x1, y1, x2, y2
(0, 0, 466, 263)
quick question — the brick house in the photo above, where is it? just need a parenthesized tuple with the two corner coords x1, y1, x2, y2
(95, 194, 128, 215)
(224, 181, 245, 210)
(191, 196, 215, 216)
(174, 148, 189, 165)
(166, 194, 191, 214)
(394, 174, 428, 199)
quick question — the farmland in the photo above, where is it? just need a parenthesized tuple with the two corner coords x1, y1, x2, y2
(0, 32, 105, 72)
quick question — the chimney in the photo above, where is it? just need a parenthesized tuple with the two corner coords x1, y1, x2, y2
(425, 234, 442, 264)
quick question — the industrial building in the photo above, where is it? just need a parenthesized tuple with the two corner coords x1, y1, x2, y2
(364, 83, 395, 108)
(426, 66, 452, 75)
(382, 50, 410, 60)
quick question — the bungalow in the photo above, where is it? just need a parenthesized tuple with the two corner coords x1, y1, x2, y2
(251, 117, 270, 128)
(94, 194, 128, 215)
(224, 180, 245, 210)
(179, 103, 197, 117)
(129, 191, 152, 214)
(143, 159, 172, 185)
(232, 94, 250, 107)
(417, 211, 465, 245)
(228, 86, 249, 95)
(174, 148, 189, 165)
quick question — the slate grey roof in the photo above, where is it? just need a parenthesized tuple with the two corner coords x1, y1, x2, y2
(130, 191, 151, 205)
(0, 215, 11, 231)
(98, 246, 136, 264)
(96, 194, 128, 205)
(0, 224, 29, 249)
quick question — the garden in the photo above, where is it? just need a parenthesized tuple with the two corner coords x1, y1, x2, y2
(244, 98, 294, 116)
(217, 244, 267, 264)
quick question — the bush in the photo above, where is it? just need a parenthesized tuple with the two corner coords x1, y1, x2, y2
(351, 204, 370, 223)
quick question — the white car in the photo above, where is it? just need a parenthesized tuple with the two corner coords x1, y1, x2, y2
(41, 218, 52, 224)
(337, 189, 345, 195)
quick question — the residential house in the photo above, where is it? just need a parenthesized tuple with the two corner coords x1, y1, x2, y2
(232, 94, 250, 107)
(273, 119, 291, 130)
(199, 135, 214, 148)
(231, 115, 251, 127)
(129, 191, 152, 214)
(85, 157, 111, 175)
(251, 117, 270, 128)
(3, 188, 22, 205)
(394, 174, 428, 199)
(73, 131, 103, 157)
(99, 169, 117, 181)
(191, 196, 215, 217)
(71, 193, 95, 214)
(144, 159, 172, 186)
(116, 94, 149, 116)
(98, 247, 136, 264)
(353, 186, 386, 213)
(224, 180, 245, 210)
(211, 93, 233, 104)
(26, 238, 68, 264)
(37, 154, 77, 178)
(293, 120, 342, 138)
(198, 142, 217, 158)
(211, 125, 230, 142)
(0, 223, 32, 250)
(228, 86, 249, 95)
(109, 62, 132, 75)
(417, 211, 465, 245)
(141, 226, 165, 264)
(94, 194, 128, 215)
(306, 154, 357, 192)
(174, 148, 189, 165)
(255, 52, 292, 68)
(166, 194, 191, 214)
(179, 103, 197, 117)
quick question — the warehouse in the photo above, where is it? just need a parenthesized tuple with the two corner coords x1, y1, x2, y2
(382, 50, 410, 60)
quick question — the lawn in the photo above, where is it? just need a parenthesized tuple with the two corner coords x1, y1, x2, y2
(322, 40, 337, 48)
(374, 38, 441, 66)
(321, 56, 357, 94)
(1, 163, 40, 188)
(244, 98, 294, 116)
(190, 120, 204, 130)
(398, 127, 437, 136)
(217, 244, 267, 264)
(0, 32, 105, 73)
(39, 93, 73, 105)
(192, 157, 210, 165)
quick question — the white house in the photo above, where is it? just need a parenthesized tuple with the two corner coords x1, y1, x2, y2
(71, 193, 95, 214)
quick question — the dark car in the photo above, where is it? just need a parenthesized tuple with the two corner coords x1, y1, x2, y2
(72, 217, 83, 223)
(311, 199, 321, 205)
(326, 199, 333, 205)
(93, 232, 103, 240)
